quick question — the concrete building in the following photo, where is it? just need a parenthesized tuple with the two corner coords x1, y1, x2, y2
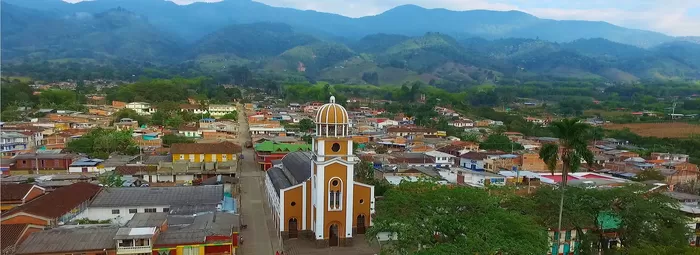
(77, 185, 224, 225)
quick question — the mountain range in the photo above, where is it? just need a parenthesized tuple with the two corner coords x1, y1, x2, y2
(2, 0, 700, 84)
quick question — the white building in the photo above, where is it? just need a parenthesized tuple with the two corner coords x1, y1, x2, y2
(249, 125, 286, 135)
(68, 158, 105, 173)
(126, 102, 155, 115)
(77, 185, 224, 225)
(208, 104, 236, 117)
(424, 151, 456, 167)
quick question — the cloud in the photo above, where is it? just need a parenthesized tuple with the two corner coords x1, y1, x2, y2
(62, 0, 700, 36)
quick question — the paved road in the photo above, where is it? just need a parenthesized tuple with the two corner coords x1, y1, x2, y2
(237, 105, 282, 255)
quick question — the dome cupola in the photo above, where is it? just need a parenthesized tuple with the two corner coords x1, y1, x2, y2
(315, 96, 349, 137)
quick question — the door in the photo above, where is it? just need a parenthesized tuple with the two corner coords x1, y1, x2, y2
(329, 224, 339, 247)
(288, 218, 298, 238)
(356, 214, 366, 234)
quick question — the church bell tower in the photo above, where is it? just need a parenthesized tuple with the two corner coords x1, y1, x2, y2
(310, 96, 357, 247)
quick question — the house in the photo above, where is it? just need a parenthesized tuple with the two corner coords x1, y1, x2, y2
(114, 118, 139, 130)
(208, 104, 236, 117)
(180, 104, 208, 114)
(0, 223, 44, 255)
(10, 153, 78, 175)
(386, 127, 437, 137)
(448, 119, 474, 128)
(651, 153, 690, 162)
(125, 102, 155, 115)
(503, 132, 524, 142)
(263, 97, 374, 248)
(143, 212, 240, 254)
(521, 152, 551, 172)
(0, 184, 46, 212)
(177, 125, 202, 138)
(13, 226, 118, 255)
(254, 141, 312, 171)
(42, 133, 73, 149)
(1, 132, 30, 157)
(663, 191, 700, 246)
(459, 152, 491, 170)
(484, 154, 522, 172)
(424, 151, 456, 167)
(437, 142, 480, 157)
(171, 141, 241, 163)
(387, 153, 437, 168)
(68, 158, 105, 173)
(1, 182, 102, 227)
(77, 185, 224, 225)
(437, 167, 507, 187)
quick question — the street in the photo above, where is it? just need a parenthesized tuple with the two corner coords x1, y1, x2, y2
(237, 104, 282, 255)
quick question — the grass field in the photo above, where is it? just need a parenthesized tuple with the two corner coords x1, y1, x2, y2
(604, 122, 700, 138)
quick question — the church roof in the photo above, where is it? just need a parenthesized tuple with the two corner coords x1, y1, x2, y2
(267, 151, 313, 196)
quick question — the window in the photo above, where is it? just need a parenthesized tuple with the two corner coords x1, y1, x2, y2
(291, 202, 296, 206)
(189, 154, 195, 161)
(145, 208, 157, 213)
(112, 209, 120, 214)
(328, 178, 343, 211)
(179, 155, 185, 160)
(129, 209, 137, 214)
(163, 208, 170, 212)
(331, 143, 341, 152)
(359, 199, 364, 204)
(222, 154, 227, 162)
(200, 154, 205, 161)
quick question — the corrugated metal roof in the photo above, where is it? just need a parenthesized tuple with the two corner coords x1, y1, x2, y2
(89, 186, 222, 207)
(16, 227, 118, 254)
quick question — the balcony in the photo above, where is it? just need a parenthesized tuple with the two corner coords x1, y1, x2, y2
(116, 245, 152, 254)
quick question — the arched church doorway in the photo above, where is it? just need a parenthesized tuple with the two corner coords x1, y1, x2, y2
(357, 214, 366, 234)
(329, 224, 339, 246)
(288, 218, 298, 238)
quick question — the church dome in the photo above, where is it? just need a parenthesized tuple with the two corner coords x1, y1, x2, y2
(315, 96, 348, 124)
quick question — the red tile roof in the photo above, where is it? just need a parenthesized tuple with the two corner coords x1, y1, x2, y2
(1, 182, 101, 219)
(0, 224, 28, 249)
(114, 165, 157, 175)
(1, 184, 35, 202)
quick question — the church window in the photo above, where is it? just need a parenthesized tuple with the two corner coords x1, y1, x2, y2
(328, 178, 343, 211)
(331, 143, 341, 152)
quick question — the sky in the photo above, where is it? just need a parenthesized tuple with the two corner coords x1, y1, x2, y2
(65, 0, 700, 36)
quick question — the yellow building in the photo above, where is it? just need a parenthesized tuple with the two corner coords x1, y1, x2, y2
(263, 96, 375, 248)
(170, 142, 242, 163)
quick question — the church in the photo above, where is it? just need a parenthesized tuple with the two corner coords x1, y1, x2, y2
(263, 96, 375, 247)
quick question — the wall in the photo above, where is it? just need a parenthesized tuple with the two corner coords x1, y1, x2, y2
(12, 158, 71, 170)
(78, 206, 170, 225)
(323, 163, 348, 239)
(283, 185, 304, 234)
(352, 184, 372, 230)
(172, 153, 237, 163)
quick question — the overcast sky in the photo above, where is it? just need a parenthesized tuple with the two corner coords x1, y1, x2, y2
(64, 0, 700, 36)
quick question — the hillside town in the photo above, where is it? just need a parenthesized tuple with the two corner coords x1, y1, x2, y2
(1, 91, 700, 255)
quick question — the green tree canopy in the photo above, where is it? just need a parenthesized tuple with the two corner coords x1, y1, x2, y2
(66, 128, 140, 159)
(162, 134, 194, 147)
(480, 134, 523, 152)
(298, 118, 314, 132)
(633, 169, 667, 182)
(368, 181, 549, 255)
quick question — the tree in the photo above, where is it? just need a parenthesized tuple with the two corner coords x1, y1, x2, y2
(298, 118, 314, 132)
(162, 134, 194, 147)
(368, 181, 549, 255)
(633, 169, 666, 182)
(480, 134, 523, 152)
(375, 146, 388, 154)
(165, 115, 184, 129)
(66, 128, 140, 159)
(98, 172, 124, 187)
(355, 161, 375, 181)
(504, 185, 692, 254)
(538, 118, 594, 240)
(220, 112, 238, 121)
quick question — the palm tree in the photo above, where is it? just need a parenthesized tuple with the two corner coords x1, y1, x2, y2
(538, 118, 594, 241)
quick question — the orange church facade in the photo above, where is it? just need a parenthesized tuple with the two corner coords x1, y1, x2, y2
(263, 96, 375, 247)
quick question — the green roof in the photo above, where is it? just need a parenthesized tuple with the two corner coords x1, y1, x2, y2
(597, 211, 621, 230)
(254, 141, 312, 152)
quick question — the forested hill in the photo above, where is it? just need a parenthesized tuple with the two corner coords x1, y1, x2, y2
(2, 0, 700, 84)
